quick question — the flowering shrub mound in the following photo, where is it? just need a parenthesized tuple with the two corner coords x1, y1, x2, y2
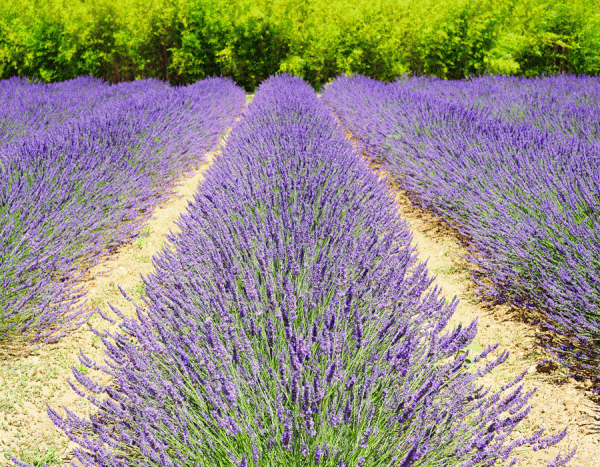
(24, 74, 577, 467)
(0, 76, 246, 344)
(322, 74, 600, 386)
(390, 73, 600, 144)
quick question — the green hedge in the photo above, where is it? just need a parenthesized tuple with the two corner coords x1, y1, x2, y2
(1, 0, 599, 90)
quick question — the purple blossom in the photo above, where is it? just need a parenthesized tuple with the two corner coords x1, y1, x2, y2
(314, 444, 324, 464)
(323, 72, 600, 387)
(0, 75, 245, 345)
(28, 74, 576, 467)
(282, 417, 291, 450)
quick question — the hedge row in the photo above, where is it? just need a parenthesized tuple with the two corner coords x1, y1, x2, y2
(322, 73, 600, 386)
(0, 76, 245, 344)
(1, 0, 599, 90)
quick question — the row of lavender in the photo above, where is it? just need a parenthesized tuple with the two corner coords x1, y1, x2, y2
(321, 74, 600, 384)
(22, 74, 575, 467)
(0, 76, 246, 344)
(393, 74, 600, 143)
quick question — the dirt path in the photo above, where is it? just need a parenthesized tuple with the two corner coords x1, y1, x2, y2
(334, 118, 600, 465)
(0, 132, 230, 465)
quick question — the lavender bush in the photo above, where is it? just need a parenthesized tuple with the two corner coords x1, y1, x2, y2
(392, 73, 600, 143)
(0, 76, 115, 144)
(322, 74, 600, 385)
(0, 76, 246, 344)
(25, 74, 576, 467)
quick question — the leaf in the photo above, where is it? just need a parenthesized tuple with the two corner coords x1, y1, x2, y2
(465, 342, 485, 354)
(457, 342, 486, 364)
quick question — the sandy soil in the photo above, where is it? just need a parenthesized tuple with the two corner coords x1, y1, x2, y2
(0, 138, 226, 465)
(334, 121, 600, 465)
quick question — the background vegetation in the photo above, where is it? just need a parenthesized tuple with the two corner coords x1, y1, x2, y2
(0, 0, 599, 91)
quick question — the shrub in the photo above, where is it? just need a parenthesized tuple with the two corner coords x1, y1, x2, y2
(19, 74, 576, 467)
(0, 75, 246, 344)
(323, 73, 600, 386)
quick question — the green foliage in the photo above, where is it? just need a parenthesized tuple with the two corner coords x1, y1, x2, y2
(405, 0, 503, 79)
(456, 342, 486, 364)
(483, 0, 598, 77)
(0, 0, 599, 90)
(576, 12, 600, 75)
(3, 444, 64, 467)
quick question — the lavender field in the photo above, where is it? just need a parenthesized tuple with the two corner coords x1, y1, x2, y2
(1, 74, 583, 466)
(0, 76, 246, 345)
(3, 72, 598, 466)
(323, 74, 600, 386)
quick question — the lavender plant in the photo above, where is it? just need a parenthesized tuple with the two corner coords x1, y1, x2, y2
(322, 74, 600, 386)
(24, 74, 576, 467)
(0, 76, 246, 344)
(392, 73, 600, 143)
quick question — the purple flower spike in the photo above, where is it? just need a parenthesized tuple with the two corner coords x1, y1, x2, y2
(0, 75, 246, 345)
(323, 72, 600, 383)
(26, 74, 574, 467)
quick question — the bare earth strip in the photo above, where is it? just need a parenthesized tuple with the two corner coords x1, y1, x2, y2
(0, 127, 235, 466)
(334, 121, 600, 465)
